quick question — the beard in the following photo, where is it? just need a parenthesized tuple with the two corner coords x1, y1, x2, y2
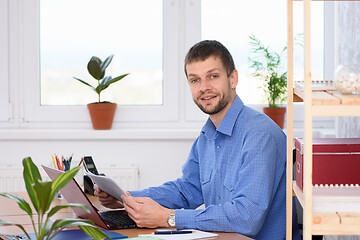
(194, 93, 230, 115)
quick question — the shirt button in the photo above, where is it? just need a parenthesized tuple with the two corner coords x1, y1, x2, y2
(217, 145, 221, 149)
(216, 169, 220, 173)
(216, 196, 221, 200)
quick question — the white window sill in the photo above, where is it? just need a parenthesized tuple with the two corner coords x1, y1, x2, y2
(0, 129, 200, 140)
(0, 128, 336, 141)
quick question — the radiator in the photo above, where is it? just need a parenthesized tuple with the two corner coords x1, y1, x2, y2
(0, 165, 139, 193)
(97, 165, 139, 191)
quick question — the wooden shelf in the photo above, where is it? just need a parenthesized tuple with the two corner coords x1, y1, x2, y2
(293, 85, 360, 106)
(286, 1, 360, 238)
(292, 181, 360, 235)
(293, 181, 360, 212)
(312, 212, 360, 235)
(293, 85, 360, 116)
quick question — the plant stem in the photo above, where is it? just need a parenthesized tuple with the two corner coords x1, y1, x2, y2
(30, 215, 38, 239)
(39, 213, 44, 240)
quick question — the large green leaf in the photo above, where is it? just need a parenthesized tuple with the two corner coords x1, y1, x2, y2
(49, 167, 80, 201)
(79, 225, 113, 240)
(33, 180, 53, 215)
(88, 56, 104, 80)
(47, 203, 89, 219)
(50, 218, 96, 230)
(100, 55, 114, 73)
(0, 193, 32, 216)
(0, 220, 31, 239)
(47, 219, 112, 240)
(22, 157, 41, 213)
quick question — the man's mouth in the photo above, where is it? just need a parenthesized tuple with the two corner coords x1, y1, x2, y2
(201, 95, 216, 101)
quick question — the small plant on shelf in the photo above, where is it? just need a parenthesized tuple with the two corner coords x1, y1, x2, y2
(248, 34, 288, 108)
(248, 34, 303, 129)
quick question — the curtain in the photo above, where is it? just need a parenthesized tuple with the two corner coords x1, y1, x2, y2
(335, 1, 360, 138)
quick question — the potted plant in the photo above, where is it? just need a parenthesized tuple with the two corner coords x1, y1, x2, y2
(0, 157, 111, 240)
(248, 34, 288, 129)
(74, 55, 129, 130)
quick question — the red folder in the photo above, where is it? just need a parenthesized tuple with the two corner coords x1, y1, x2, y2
(295, 138, 360, 191)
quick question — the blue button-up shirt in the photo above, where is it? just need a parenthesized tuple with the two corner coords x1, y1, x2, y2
(131, 96, 300, 239)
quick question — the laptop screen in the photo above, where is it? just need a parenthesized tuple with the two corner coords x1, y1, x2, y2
(42, 165, 108, 229)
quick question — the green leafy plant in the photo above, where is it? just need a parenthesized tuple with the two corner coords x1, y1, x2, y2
(0, 157, 111, 240)
(74, 55, 129, 103)
(248, 35, 288, 108)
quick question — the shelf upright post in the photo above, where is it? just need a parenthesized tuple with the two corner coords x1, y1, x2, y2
(303, 0, 313, 239)
(286, 0, 294, 239)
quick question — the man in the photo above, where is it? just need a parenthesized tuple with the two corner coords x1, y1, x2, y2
(95, 40, 301, 239)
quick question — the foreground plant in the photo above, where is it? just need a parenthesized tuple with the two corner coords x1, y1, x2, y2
(0, 157, 111, 240)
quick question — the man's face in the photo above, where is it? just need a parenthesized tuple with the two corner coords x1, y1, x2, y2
(186, 56, 238, 116)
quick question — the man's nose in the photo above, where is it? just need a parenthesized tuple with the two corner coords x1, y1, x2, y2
(199, 79, 211, 92)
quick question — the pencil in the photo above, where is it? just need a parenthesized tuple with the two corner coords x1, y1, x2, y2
(78, 156, 84, 167)
(51, 155, 57, 169)
(61, 156, 65, 171)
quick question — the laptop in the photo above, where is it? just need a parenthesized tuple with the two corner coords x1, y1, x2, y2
(42, 165, 137, 230)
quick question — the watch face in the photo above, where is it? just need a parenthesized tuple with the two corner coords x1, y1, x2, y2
(168, 216, 175, 227)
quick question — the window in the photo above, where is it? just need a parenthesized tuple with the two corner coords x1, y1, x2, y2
(40, 0, 163, 106)
(22, 0, 179, 125)
(1, 0, 334, 129)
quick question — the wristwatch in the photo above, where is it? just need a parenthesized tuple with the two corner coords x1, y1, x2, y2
(167, 209, 176, 227)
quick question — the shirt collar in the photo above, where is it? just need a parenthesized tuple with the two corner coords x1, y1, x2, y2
(201, 96, 244, 138)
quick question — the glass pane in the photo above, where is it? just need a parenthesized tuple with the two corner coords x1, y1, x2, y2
(201, 0, 324, 104)
(40, 0, 163, 106)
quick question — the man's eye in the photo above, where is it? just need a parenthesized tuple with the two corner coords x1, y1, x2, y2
(190, 79, 199, 84)
(210, 74, 218, 79)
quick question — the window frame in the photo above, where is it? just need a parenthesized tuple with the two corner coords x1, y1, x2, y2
(21, 0, 180, 126)
(0, 0, 9, 122)
(1, 0, 335, 130)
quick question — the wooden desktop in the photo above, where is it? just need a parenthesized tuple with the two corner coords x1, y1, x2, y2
(0, 192, 252, 240)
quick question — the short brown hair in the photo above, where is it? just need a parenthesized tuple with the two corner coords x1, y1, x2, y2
(184, 40, 235, 77)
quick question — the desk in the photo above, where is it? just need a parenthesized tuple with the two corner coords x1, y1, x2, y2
(0, 192, 252, 240)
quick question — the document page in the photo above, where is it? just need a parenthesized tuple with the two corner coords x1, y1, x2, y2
(86, 171, 128, 202)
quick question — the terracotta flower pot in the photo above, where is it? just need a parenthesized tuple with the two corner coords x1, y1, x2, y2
(87, 102, 117, 130)
(263, 107, 286, 129)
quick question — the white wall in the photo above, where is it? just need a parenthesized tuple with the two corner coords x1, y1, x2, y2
(0, 129, 198, 190)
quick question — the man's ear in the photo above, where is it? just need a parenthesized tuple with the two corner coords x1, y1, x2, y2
(230, 69, 239, 89)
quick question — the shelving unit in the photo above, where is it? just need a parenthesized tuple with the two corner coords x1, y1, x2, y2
(286, 0, 360, 239)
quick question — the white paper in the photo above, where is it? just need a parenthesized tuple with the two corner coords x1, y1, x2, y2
(139, 229, 218, 240)
(86, 171, 128, 202)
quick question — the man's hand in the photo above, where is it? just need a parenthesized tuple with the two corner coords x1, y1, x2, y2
(121, 195, 171, 228)
(93, 184, 124, 209)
